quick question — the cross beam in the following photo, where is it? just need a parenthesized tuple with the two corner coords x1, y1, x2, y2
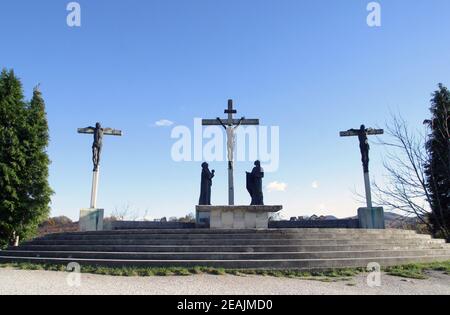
(202, 100, 260, 127)
(78, 128, 123, 136)
(340, 129, 384, 137)
(202, 100, 260, 205)
(202, 119, 259, 126)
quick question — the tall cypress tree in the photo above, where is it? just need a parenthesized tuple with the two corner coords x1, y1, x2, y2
(0, 69, 52, 247)
(424, 84, 450, 240)
(19, 85, 52, 243)
(0, 69, 27, 246)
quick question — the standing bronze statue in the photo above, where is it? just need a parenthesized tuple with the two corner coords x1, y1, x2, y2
(247, 160, 264, 205)
(199, 162, 215, 205)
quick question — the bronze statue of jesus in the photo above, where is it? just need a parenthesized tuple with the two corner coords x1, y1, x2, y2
(78, 122, 122, 172)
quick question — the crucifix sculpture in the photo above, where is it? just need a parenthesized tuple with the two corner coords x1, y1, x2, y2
(78, 122, 122, 209)
(202, 100, 259, 205)
(340, 125, 384, 209)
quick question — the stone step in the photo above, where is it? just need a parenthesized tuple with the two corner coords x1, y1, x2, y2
(43, 228, 418, 237)
(2, 249, 449, 261)
(9, 243, 449, 253)
(0, 255, 449, 270)
(25, 238, 445, 246)
(39, 233, 433, 241)
(3, 228, 447, 270)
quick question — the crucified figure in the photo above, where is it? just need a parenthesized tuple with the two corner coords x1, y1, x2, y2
(348, 125, 371, 173)
(78, 123, 122, 172)
(216, 117, 245, 162)
(90, 122, 104, 172)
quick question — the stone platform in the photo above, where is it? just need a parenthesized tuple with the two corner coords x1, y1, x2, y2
(196, 205, 283, 229)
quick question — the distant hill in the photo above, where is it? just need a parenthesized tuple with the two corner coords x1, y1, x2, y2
(383, 212, 420, 229)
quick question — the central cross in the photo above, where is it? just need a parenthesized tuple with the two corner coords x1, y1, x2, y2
(202, 100, 259, 205)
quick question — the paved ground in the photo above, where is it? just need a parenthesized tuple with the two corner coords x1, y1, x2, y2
(0, 268, 449, 295)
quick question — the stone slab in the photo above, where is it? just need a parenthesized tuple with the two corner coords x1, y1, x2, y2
(79, 209, 104, 232)
(196, 205, 282, 229)
(256, 212, 269, 229)
(358, 207, 385, 229)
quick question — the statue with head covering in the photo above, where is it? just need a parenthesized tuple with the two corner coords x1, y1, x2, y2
(246, 160, 264, 205)
(199, 162, 215, 205)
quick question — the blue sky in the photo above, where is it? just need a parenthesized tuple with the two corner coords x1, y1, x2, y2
(1, 0, 449, 220)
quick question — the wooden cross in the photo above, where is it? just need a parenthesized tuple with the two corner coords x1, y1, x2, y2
(202, 100, 260, 205)
(78, 123, 122, 209)
(340, 125, 384, 209)
(202, 100, 259, 127)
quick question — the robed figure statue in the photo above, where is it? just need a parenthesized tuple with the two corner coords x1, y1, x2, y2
(246, 160, 264, 205)
(199, 162, 215, 205)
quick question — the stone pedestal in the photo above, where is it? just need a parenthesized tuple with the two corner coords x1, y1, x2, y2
(79, 208, 104, 232)
(196, 205, 282, 229)
(358, 207, 385, 229)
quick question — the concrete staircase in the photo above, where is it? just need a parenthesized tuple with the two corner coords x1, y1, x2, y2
(0, 229, 449, 270)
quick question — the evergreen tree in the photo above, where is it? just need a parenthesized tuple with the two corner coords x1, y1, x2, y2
(0, 69, 52, 247)
(0, 69, 27, 246)
(424, 84, 450, 240)
(18, 85, 52, 242)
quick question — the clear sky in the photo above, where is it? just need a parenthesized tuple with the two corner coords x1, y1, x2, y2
(1, 0, 449, 220)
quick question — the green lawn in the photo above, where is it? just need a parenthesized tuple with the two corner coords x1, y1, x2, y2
(1, 261, 449, 281)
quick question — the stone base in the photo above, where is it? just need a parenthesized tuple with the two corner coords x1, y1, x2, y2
(196, 210, 211, 228)
(358, 207, 385, 229)
(196, 205, 282, 229)
(79, 208, 104, 232)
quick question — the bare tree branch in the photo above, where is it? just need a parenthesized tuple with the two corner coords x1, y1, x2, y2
(372, 115, 434, 232)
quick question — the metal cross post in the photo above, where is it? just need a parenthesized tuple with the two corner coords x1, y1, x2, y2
(202, 100, 259, 205)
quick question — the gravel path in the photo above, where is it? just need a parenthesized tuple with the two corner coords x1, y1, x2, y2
(0, 268, 449, 295)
